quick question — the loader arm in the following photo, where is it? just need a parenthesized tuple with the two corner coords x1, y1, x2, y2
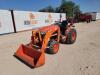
(40, 25, 60, 53)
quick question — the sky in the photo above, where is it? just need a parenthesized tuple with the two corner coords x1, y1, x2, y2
(0, 0, 100, 12)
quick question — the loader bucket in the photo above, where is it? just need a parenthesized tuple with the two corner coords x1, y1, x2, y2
(14, 44, 45, 68)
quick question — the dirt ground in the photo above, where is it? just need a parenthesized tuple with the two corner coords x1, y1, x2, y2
(0, 20, 100, 75)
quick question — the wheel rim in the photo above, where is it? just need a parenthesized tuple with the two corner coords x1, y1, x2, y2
(53, 44, 59, 53)
(72, 31, 76, 41)
(62, 36, 66, 43)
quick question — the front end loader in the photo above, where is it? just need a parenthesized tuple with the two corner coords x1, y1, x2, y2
(14, 25, 60, 68)
(14, 20, 77, 68)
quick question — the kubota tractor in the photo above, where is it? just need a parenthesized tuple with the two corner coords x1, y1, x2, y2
(14, 20, 77, 68)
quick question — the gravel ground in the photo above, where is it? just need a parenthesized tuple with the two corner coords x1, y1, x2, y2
(0, 20, 100, 75)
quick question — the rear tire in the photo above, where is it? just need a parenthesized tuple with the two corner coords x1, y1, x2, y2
(47, 40, 59, 54)
(66, 29, 77, 44)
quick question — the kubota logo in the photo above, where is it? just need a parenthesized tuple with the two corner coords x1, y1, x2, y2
(45, 13, 53, 23)
(29, 13, 38, 25)
(48, 14, 52, 20)
(24, 13, 38, 25)
(29, 13, 36, 19)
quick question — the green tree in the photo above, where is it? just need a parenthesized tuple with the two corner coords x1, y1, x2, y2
(39, 6, 54, 12)
(38, 0, 81, 18)
(74, 5, 81, 16)
(55, 0, 81, 18)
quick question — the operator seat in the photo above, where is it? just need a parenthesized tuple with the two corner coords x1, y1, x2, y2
(60, 20, 68, 35)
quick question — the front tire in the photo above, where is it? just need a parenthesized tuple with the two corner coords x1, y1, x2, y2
(47, 40, 59, 54)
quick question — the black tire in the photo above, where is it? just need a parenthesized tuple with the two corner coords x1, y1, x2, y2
(46, 40, 59, 54)
(66, 29, 77, 44)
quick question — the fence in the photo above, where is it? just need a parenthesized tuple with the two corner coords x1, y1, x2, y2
(0, 10, 14, 34)
(0, 9, 66, 34)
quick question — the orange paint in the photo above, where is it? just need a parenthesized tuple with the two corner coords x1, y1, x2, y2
(14, 24, 60, 68)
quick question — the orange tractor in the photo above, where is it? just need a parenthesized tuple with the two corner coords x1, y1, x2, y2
(14, 20, 77, 68)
